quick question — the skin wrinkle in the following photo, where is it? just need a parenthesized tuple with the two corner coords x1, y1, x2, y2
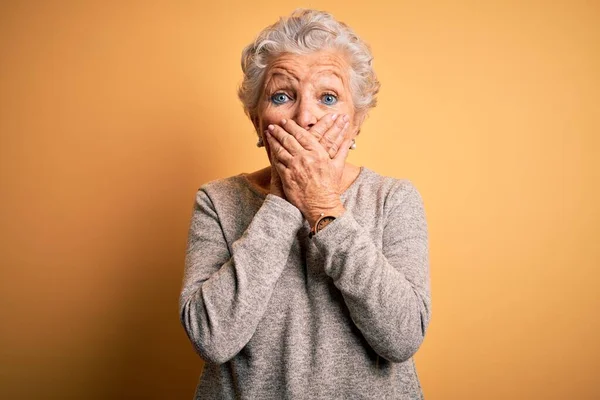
(258, 51, 359, 139)
(182, 12, 427, 398)
(263, 53, 351, 113)
(257, 51, 363, 225)
(264, 75, 345, 107)
(246, 50, 365, 216)
(264, 70, 346, 95)
(260, 51, 356, 121)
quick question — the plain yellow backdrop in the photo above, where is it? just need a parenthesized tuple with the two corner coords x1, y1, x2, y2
(1, 1, 598, 399)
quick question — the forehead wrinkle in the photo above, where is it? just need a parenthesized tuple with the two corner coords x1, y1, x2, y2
(264, 52, 352, 96)
(269, 70, 298, 81)
(270, 53, 348, 78)
(267, 60, 302, 83)
(263, 71, 298, 96)
(308, 68, 346, 87)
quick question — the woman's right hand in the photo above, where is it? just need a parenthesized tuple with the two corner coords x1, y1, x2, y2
(269, 113, 348, 198)
(270, 163, 286, 198)
(309, 113, 350, 158)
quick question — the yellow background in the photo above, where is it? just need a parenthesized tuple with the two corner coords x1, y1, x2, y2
(1, 1, 598, 399)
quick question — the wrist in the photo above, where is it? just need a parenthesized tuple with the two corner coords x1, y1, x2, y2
(269, 189, 286, 199)
(306, 204, 345, 227)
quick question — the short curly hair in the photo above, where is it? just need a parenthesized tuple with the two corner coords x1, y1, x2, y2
(238, 9, 380, 122)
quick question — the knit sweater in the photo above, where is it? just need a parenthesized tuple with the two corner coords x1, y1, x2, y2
(179, 166, 431, 399)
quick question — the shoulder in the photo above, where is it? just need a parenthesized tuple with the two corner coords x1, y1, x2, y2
(357, 168, 428, 238)
(356, 167, 424, 210)
(194, 173, 263, 209)
(198, 174, 245, 195)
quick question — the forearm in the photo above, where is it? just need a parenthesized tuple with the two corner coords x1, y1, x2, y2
(180, 194, 303, 364)
(312, 210, 430, 363)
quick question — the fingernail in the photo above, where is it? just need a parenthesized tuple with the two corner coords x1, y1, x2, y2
(268, 124, 275, 131)
(331, 113, 338, 121)
(281, 119, 287, 125)
(343, 114, 349, 122)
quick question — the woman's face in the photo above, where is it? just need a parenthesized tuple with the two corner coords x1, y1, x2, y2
(255, 50, 363, 146)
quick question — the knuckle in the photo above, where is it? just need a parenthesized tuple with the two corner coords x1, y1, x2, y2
(322, 135, 335, 146)
(301, 156, 314, 166)
(292, 161, 304, 174)
(317, 152, 329, 162)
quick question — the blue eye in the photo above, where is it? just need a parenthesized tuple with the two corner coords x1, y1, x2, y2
(271, 93, 291, 105)
(321, 93, 338, 105)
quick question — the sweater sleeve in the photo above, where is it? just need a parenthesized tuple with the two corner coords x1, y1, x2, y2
(179, 189, 303, 364)
(312, 180, 431, 363)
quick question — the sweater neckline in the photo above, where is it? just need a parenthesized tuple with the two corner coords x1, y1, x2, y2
(239, 166, 368, 200)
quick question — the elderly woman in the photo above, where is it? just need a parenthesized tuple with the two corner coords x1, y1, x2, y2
(179, 9, 430, 399)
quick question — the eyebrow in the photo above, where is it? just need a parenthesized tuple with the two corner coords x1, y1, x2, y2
(314, 69, 345, 82)
(264, 68, 346, 97)
(268, 70, 344, 87)
(311, 70, 345, 92)
(268, 71, 299, 83)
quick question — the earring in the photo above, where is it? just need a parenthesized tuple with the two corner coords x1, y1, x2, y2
(350, 139, 356, 150)
(256, 136, 264, 147)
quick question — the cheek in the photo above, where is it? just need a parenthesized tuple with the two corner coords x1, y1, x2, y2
(260, 105, 291, 126)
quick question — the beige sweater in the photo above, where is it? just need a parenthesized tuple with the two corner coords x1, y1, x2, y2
(179, 167, 431, 399)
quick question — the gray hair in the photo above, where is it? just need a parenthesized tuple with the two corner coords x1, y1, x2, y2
(238, 9, 380, 121)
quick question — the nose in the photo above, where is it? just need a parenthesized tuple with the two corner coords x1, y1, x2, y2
(293, 98, 318, 130)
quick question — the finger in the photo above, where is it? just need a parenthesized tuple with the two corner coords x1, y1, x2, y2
(325, 120, 350, 159)
(271, 155, 290, 186)
(267, 124, 304, 155)
(320, 114, 349, 157)
(308, 113, 338, 140)
(269, 164, 286, 197)
(272, 156, 287, 176)
(279, 119, 321, 151)
(333, 136, 353, 166)
(265, 131, 293, 166)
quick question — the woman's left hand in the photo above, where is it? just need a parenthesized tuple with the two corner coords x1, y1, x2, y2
(264, 117, 353, 226)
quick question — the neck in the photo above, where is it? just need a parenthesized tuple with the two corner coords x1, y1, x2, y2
(246, 163, 360, 196)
